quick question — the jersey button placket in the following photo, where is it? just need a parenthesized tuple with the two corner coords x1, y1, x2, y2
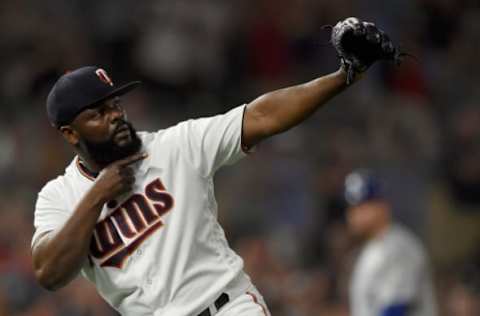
(144, 268, 155, 288)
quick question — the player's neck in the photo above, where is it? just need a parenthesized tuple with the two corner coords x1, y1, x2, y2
(370, 220, 391, 240)
(78, 155, 102, 175)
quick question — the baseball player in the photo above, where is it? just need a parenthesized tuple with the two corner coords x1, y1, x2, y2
(31, 18, 400, 316)
(344, 170, 437, 316)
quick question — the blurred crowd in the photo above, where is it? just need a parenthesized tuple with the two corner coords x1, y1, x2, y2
(1, 0, 480, 315)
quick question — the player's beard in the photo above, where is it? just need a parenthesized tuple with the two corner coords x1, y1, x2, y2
(82, 121, 142, 167)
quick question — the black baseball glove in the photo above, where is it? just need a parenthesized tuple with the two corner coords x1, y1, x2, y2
(330, 17, 403, 85)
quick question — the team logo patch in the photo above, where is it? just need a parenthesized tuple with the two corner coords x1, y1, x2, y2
(95, 68, 114, 86)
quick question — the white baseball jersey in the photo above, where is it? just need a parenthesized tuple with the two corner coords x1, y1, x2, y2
(32, 105, 268, 316)
(350, 224, 437, 316)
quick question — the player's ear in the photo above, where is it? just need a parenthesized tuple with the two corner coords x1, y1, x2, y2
(59, 125, 80, 146)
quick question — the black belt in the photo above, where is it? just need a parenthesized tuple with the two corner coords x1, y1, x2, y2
(198, 293, 230, 316)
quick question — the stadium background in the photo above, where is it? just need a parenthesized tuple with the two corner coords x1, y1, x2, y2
(1, 0, 480, 315)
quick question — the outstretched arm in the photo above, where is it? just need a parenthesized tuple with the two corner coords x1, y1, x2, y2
(242, 16, 401, 149)
(242, 68, 350, 148)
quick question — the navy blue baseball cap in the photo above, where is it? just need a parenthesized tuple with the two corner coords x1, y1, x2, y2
(344, 169, 385, 206)
(46, 66, 141, 128)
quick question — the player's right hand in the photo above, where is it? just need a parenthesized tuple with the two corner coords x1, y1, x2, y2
(92, 152, 148, 203)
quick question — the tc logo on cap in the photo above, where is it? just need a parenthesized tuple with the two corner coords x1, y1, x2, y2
(95, 68, 114, 86)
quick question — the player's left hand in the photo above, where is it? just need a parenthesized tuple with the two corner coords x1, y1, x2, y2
(330, 17, 403, 85)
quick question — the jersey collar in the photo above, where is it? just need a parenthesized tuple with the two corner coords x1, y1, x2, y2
(76, 157, 98, 181)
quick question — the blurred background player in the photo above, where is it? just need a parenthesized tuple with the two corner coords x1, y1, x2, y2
(344, 170, 437, 316)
